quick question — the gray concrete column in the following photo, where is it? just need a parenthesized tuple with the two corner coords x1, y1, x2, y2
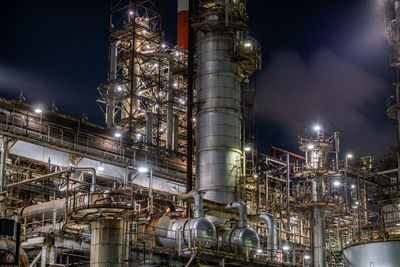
(90, 219, 128, 267)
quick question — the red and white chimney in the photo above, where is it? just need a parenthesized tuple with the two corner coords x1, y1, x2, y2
(177, 0, 189, 50)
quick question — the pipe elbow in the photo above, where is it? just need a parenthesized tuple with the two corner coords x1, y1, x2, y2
(225, 201, 247, 228)
(181, 191, 203, 217)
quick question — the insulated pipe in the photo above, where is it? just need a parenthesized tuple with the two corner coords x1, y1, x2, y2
(20, 198, 68, 222)
(259, 213, 277, 259)
(225, 201, 247, 228)
(181, 191, 204, 217)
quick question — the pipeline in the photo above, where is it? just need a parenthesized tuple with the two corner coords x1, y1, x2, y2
(225, 201, 247, 228)
(7, 167, 96, 192)
(139, 191, 217, 250)
(181, 190, 204, 217)
(220, 201, 260, 256)
(259, 213, 277, 259)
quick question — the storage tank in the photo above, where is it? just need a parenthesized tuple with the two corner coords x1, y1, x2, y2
(343, 240, 400, 267)
(141, 213, 217, 250)
(140, 191, 217, 250)
(217, 225, 260, 256)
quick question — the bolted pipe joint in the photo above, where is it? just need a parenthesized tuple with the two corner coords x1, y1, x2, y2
(225, 201, 247, 228)
(181, 191, 204, 218)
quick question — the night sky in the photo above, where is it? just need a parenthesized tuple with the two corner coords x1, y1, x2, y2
(0, 0, 395, 158)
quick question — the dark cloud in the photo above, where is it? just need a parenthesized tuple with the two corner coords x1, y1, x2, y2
(257, 48, 395, 157)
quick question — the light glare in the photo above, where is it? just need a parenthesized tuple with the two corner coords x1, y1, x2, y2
(307, 143, 314, 150)
(138, 167, 149, 173)
(333, 181, 341, 187)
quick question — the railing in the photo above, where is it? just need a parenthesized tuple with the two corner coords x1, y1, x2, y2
(0, 109, 187, 181)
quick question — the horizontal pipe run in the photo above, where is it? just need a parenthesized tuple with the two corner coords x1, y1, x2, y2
(7, 167, 96, 192)
(269, 145, 306, 161)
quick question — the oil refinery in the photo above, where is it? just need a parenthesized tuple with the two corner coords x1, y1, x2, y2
(1, 0, 400, 266)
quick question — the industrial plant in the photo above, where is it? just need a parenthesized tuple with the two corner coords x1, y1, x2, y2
(1, 0, 400, 266)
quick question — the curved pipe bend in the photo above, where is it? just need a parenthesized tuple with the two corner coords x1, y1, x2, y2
(259, 212, 277, 258)
(181, 191, 204, 217)
(225, 201, 247, 228)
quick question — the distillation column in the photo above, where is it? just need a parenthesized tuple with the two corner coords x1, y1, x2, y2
(195, 1, 245, 204)
(90, 219, 128, 267)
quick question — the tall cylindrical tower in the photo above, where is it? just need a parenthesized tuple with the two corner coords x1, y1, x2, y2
(194, 1, 260, 204)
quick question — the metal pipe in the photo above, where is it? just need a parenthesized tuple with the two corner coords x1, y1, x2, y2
(312, 207, 326, 267)
(106, 40, 118, 128)
(73, 167, 96, 192)
(149, 168, 153, 214)
(269, 145, 306, 161)
(166, 58, 174, 150)
(172, 114, 179, 151)
(146, 112, 153, 145)
(286, 154, 290, 217)
(377, 168, 398, 175)
(265, 160, 269, 212)
(225, 201, 247, 228)
(259, 213, 277, 259)
(181, 191, 204, 217)
(29, 250, 42, 267)
(334, 132, 340, 171)
(0, 136, 6, 190)
(20, 198, 67, 222)
(185, 0, 194, 193)
(7, 168, 73, 188)
(7, 167, 96, 191)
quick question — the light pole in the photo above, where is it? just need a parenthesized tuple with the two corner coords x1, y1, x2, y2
(114, 131, 122, 156)
(138, 166, 153, 214)
(345, 153, 353, 169)
(34, 104, 43, 136)
(344, 153, 353, 212)
(313, 125, 321, 139)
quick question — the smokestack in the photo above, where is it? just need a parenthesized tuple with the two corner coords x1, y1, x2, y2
(177, 0, 189, 49)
